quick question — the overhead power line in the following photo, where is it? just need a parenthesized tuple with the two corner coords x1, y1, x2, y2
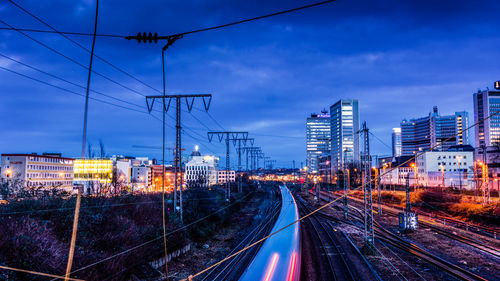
(181, 105, 500, 281)
(0, 19, 148, 98)
(0, 65, 146, 114)
(6, 0, 163, 94)
(1, 0, 337, 40)
(0, 52, 145, 109)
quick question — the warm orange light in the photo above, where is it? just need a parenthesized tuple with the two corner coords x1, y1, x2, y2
(410, 163, 415, 168)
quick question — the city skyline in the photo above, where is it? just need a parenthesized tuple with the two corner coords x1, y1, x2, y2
(1, 0, 499, 167)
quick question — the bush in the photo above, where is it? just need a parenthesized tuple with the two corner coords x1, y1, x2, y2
(0, 189, 238, 280)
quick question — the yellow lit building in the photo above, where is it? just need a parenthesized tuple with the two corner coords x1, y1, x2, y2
(74, 159, 113, 193)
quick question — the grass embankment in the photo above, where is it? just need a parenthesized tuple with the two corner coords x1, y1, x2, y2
(350, 189, 500, 226)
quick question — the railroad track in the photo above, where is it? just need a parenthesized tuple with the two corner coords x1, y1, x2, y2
(200, 190, 282, 281)
(346, 204, 489, 281)
(315, 190, 500, 259)
(297, 198, 381, 281)
(382, 208, 500, 259)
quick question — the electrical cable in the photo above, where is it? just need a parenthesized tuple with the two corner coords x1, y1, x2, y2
(378, 240, 427, 281)
(0, 19, 147, 98)
(64, 1, 99, 279)
(1, 0, 338, 39)
(0, 52, 145, 109)
(0, 65, 146, 114)
(58, 192, 255, 278)
(0, 265, 84, 281)
(180, 107, 500, 280)
(6, 0, 163, 95)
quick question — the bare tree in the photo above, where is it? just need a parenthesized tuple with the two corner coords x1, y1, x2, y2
(99, 139, 106, 158)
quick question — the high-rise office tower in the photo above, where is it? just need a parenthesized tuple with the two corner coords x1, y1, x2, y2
(474, 89, 500, 148)
(392, 127, 402, 157)
(306, 111, 331, 173)
(330, 99, 360, 170)
(401, 106, 469, 155)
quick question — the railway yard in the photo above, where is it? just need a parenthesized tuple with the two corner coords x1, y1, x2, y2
(298, 188, 500, 281)
(169, 184, 499, 281)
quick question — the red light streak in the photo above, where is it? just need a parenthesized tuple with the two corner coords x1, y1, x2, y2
(263, 253, 279, 281)
(287, 252, 297, 281)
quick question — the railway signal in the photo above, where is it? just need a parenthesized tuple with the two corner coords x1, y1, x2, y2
(399, 175, 418, 232)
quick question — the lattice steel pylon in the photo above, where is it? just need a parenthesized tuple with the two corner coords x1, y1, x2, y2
(230, 137, 254, 193)
(208, 131, 248, 200)
(146, 94, 212, 225)
(360, 122, 375, 247)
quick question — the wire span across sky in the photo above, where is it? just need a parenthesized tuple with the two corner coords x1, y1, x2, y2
(1, 0, 499, 166)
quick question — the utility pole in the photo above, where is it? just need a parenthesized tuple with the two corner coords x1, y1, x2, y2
(229, 137, 253, 193)
(208, 132, 249, 200)
(343, 148, 350, 219)
(146, 94, 212, 224)
(360, 122, 374, 249)
(374, 167, 382, 214)
(243, 147, 260, 172)
(481, 145, 490, 204)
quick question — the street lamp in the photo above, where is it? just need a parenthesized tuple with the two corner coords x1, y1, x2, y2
(410, 163, 418, 189)
(440, 164, 445, 191)
(457, 155, 462, 193)
(5, 169, 12, 190)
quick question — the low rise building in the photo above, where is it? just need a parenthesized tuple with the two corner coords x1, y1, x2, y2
(415, 148, 474, 189)
(218, 170, 236, 184)
(185, 148, 218, 188)
(74, 159, 113, 194)
(1, 153, 74, 192)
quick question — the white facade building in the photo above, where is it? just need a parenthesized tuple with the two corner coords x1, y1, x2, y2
(1, 153, 74, 192)
(131, 165, 151, 191)
(185, 153, 219, 188)
(415, 151, 474, 189)
(218, 170, 236, 184)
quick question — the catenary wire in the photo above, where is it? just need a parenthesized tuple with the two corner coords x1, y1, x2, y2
(6, 0, 163, 94)
(1, 0, 337, 39)
(57, 192, 255, 278)
(0, 265, 84, 281)
(0, 19, 148, 98)
(0, 65, 147, 114)
(0, 52, 145, 109)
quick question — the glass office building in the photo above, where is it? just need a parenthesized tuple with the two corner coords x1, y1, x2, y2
(330, 99, 360, 170)
(401, 106, 469, 155)
(306, 112, 331, 172)
(392, 127, 402, 157)
(474, 89, 500, 147)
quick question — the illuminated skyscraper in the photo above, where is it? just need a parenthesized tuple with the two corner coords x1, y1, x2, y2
(474, 89, 500, 147)
(392, 127, 402, 157)
(401, 106, 469, 155)
(306, 111, 331, 172)
(330, 99, 360, 170)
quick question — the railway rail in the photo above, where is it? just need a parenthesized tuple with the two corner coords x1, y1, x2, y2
(343, 192, 500, 259)
(307, 189, 491, 281)
(297, 197, 380, 281)
(199, 188, 282, 281)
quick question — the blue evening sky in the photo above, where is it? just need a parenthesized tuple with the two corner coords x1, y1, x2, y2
(1, 0, 499, 168)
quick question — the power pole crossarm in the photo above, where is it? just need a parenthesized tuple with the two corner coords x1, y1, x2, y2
(207, 131, 249, 200)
